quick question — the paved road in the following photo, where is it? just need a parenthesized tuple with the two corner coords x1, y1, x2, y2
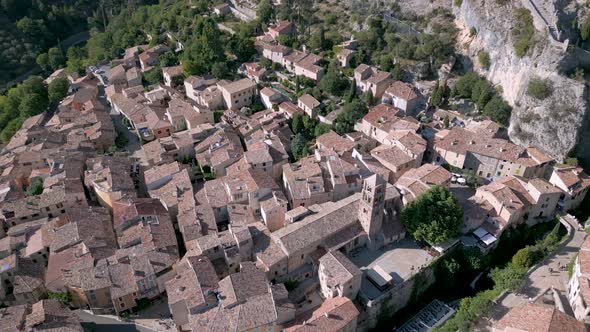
(522, 215, 586, 309)
(77, 310, 156, 332)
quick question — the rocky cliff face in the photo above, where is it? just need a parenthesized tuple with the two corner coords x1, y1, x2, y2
(454, 0, 589, 163)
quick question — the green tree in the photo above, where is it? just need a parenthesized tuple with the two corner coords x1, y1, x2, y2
(309, 26, 327, 51)
(291, 113, 304, 134)
(443, 116, 450, 128)
(391, 65, 406, 81)
(364, 90, 376, 106)
(211, 62, 229, 79)
(47, 47, 65, 70)
(48, 77, 69, 103)
(346, 79, 357, 103)
(19, 93, 47, 117)
(431, 82, 444, 107)
(436, 257, 461, 286)
(48, 291, 72, 305)
(143, 67, 162, 85)
(257, 0, 274, 24)
(513, 8, 535, 57)
(182, 17, 226, 76)
(314, 124, 332, 138)
(471, 79, 493, 110)
(401, 185, 463, 244)
(291, 133, 309, 160)
(1, 118, 24, 143)
(452, 72, 480, 98)
(66, 46, 87, 75)
(511, 247, 541, 270)
(483, 95, 511, 126)
(228, 34, 256, 63)
(334, 99, 367, 135)
(26, 177, 44, 196)
(320, 65, 349, 96)
(36, 52, 50, 71)
(490, 265, 526, 292)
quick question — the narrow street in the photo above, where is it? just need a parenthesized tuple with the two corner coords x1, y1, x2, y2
(76, 310, 156, 332)
(97, 80, 146, 165)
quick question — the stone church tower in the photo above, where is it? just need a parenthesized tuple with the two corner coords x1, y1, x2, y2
(358, 174, 385, 249)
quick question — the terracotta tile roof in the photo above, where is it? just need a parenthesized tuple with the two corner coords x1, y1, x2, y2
(435, 127, 528, 163)
(270, 20, 294, 34)
(371, 144, 414, 167)
(494, 303, 585, 332)
(316, 131, 355, 156)
(220, 78, 256, 95)
(395, 164, 451, 201)
(284, 297, 359, 332)
(298, 94, 320, 109)
(552, 166, 590, 194)
(385, 81, 418, 100)
(362, 104, 418, 133)
(0, 304, 28, 332)
(25, 299, 83, 331)
(166, 254, 219, 312)
(279, 101, 304, 117)
(162, 65, 183, 77)
(319, 250, 361, 284)
(271, 194, 362, 255)
(527, 178, 562, 195)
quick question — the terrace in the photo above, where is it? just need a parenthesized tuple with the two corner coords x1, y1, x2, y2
(348, 238, 434, 301)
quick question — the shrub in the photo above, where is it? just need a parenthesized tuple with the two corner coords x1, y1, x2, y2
(526, 78, 552, 100)
(26, 177, 44, 196)
(469, 27, 477, 37)
(48, 291, 72, 305)
(490, 265, 526, 292)
(478, 51, 491, 70)
(511, 247, 542, 270)
(513, 9, 535, 57)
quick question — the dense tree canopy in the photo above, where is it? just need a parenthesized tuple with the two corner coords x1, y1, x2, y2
(0, 76, 48, 142)
(319, 64, 349, 96)
(334, 99, 367, 135)
(453, 72, 512, 126)
(1, 0, 147, 85)
(401, 185, 463, 244)
(183, 17, 227, 77)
